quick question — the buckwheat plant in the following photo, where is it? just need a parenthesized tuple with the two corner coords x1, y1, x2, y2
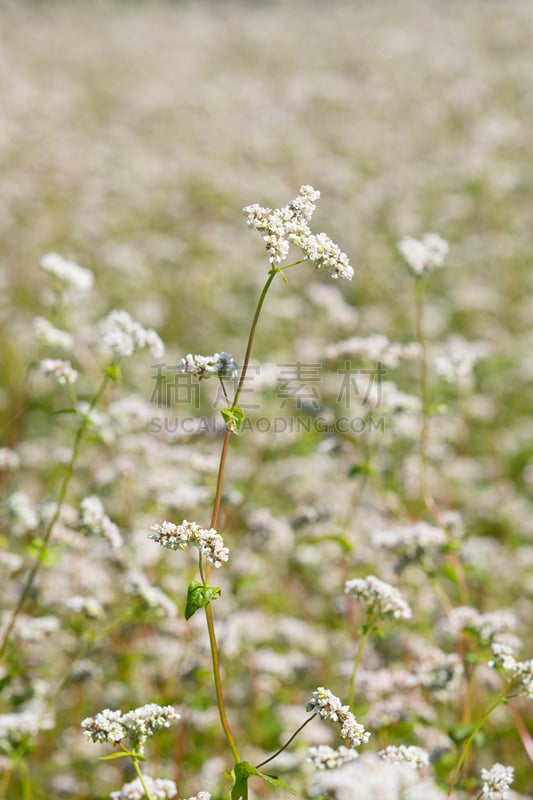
(133, 187, 363, 799)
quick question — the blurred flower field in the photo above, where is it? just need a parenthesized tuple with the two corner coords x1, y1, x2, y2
(1, 1, 533, 798)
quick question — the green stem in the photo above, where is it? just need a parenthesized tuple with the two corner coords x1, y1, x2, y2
(132, 757, 154, 800)
(0, 371, 110, 661)
(204, 602, 241, 763)
(348, 625, 372, 708)
(255, 714, 316, 769)
(231, 267, 278, 414)
(447, 696, 504, 796)
(202, 267, 287, 765)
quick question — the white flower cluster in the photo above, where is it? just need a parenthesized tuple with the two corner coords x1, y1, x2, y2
(100, 309, 165, 359)
(0, 447, 20, 470)
(327, 334, 421, 368)
(372, 522, 447, 561)
(0, 699, 55, 743)
(177, 352, 239, 380)
(40, 252, 94, 292)
(149, 520, 229, 567)
(307, 744, 359, 770)
(449, 606, 516, 644)
(33, 316, 73, 350)
(66, 595, 105, 620)
(184, 794, 211, 800)
(81, 704, 180, 754)
(110, 776, 178, 800)
(40, 358, 78, 385)
(124, 572, 177, 618)
(480, 763, 514, 799)
(489, 643, 533, 697)
(305, 687, 370, 748)
(344, 575, 412, 620)
(244, 185, 354, 280)
(432, 336, 490, 385)
(365, 381, 422, 414)
(397, 233, 449, 276)
(7, 490, 39, 532)
(80, 496, 123, 549)
(378, 745, 430, 770)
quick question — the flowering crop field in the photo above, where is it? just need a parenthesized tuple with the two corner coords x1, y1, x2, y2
(1, 1, 533, 799)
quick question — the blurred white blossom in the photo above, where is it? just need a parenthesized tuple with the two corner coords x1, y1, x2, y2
(397, 233, 448, 276)
(40, 252, 94, 292)
(40, 358, 78, 385)
(344, 575, 412, 620)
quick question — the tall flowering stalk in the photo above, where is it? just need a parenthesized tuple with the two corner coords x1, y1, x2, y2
(148, 187, 354, 797)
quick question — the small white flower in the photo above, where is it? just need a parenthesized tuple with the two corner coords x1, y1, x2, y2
(100, 310, 164, 360)
(7, 490, 39, 532)
(110, 776, 178, 800)
(305, 687, 370, 748)
(80, 496, 123, 549)
(372, 522, 447, 560)
(149, 520, 229, 567)
(0, 448, 20, 471)
(378, 745, 430, 769)
(66, 595, 105, 620)
(480, 763, 514, 799)
(244, 186, 353, 280)
(177, 352, 238, 380)
(397, 233, 448, 276)
(184, 794, 211, 800)
(41, 252, 94, 291)
(344, 575, 412, 620)
(81, 704, 179, 754)
(124, 572, 177, 618)
(33, 317, 73, 350)
(307, 744, 359, 770)
(40, 358, 78, 385)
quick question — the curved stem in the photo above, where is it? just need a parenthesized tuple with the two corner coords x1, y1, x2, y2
(204, 602, 240, 763)
(200, 267, 289, 765)
(447, 696, 503, 796)
(348, 625, 372, 708)
(231, 268, 278, 414)
(132, 756, 154, 800)
(255, 714, 316, 769)
(0, 371, 110, 661)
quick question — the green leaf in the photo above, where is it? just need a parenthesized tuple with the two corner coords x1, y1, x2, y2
(221, 406, 245, 434)
(98, 750, 145, 761)
(448, 723, 477, 744)
(347, 462, 374, 478)
(105, 364, 122, 382)
(185, 582, 221, 620)
(230, 762, 296, 800)
(52, 407, 77, 416)
(27, 539, 60, 567)
(441, 562, 459, 585)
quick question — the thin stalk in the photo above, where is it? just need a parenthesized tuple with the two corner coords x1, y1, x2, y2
(348, 625, 372, 708)
(204, 602, 241, 763)
(201, 267, 287, 764)
(447, 697, 503, 796)
(507, 699, 533, 763)
(132, 757, 154, 800)
(0, 371, 110, 661)
(255, 715, 316, 769)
